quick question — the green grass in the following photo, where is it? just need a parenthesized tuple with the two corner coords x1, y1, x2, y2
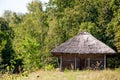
(1, 69, 120, 80)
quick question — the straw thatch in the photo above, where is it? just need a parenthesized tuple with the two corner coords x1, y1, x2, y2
(51, 32, 116, 54)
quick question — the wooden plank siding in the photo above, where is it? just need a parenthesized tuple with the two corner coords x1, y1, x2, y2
(60, 54, 105, 70)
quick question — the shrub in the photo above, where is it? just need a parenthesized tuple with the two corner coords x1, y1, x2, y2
(107, 54, 120, 69)
(44, 64, 54, 71)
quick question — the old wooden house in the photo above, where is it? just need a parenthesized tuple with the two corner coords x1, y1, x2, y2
(51, 32, 116, 70)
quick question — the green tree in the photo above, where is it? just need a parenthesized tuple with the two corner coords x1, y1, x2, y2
(0, 18, 14, 72)
(11, 1, 48, 71)
(79, 22, 98, 37)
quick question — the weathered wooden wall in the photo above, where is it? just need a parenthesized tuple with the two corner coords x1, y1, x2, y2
(62, 55, 75, 70)
(60, 54, 105, 70)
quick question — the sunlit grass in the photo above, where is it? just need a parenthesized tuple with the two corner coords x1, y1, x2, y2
(1, 69, 120, 80)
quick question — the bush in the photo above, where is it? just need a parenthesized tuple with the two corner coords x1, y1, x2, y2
(44, 64, 54, 71)
(107, 54, 120, 69)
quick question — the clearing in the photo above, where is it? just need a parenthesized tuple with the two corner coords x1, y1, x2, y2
(1, 69, 120, 80)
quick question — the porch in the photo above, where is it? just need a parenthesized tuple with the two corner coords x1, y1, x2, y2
(59, 54, 106, 71)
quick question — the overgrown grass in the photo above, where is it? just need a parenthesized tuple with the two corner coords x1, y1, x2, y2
(1, 69, 120, 80)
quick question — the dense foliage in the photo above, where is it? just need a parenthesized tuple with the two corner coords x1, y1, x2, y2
(0, 0, 120, 73)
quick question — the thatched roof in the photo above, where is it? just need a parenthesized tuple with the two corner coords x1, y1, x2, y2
(51, 32, 116, 54)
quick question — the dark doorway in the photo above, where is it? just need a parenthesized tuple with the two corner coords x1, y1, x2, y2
(79, 58, 87, 70)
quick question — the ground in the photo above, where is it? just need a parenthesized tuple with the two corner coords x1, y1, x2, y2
(1, 69, 120, 80)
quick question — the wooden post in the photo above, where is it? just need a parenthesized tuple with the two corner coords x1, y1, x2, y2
(88, 57, 90, 68)
(57, 58, 59, 67)
(60, 56, 62, 71)
(75, 55, 76, 70)
(104, 55, 106, 69)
